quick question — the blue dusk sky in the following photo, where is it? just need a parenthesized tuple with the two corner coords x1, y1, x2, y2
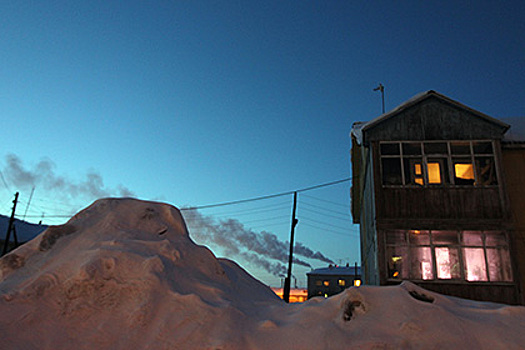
(1, 1, 524, 287)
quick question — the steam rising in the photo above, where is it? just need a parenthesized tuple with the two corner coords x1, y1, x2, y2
(183, 209, 334, 277)
(1, 154, 134, 200)
(2, 154, 335, 279)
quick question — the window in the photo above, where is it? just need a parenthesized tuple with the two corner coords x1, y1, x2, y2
(323, 281, 330, 287)
(338, 279, 346, 287)
(385, 230, 512, 282)
(380, 141, 498, 187)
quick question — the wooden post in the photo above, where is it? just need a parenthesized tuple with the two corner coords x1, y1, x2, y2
(2, 192, 19, 256)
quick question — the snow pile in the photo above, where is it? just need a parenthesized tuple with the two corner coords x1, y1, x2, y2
(1, 198, 524, 349)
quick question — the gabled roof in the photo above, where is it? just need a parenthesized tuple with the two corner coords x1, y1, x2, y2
(352, 91, 510, 145)
(364, 90, 509, 133)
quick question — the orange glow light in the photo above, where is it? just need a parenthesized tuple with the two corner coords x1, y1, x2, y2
(427, 162, 442, 184)
(414, 163, 422, 175)
(455, 163, 474, 180)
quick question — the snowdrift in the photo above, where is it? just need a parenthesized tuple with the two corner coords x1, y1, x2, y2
(0, 198, 524, 349)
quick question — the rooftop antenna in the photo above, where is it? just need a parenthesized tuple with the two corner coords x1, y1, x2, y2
(373, 83, 385, 114)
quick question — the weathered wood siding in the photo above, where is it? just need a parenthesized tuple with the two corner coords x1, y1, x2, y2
(502, 146, 525, 304)
(350, 135, 362, 224)
(364, 96, 507, 144)
(371, 142, 506, 225)
(377, 187, 504, 222)
(361, 150, 380, 285)
(412, 282, 518, 305)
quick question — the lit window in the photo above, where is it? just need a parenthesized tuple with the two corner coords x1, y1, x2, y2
(386, 243, 408, 279)
(463, 248, 488, 281)
(411, 161, 424, 185)
(410, 247, 433, 280)
(323, 281, 330, 287)
(427, 162, 442, 184)
(354, 279, 361, 287)
(454, 162, 475, 183)
(380, 141, 497, 187)
(386, 230, 511, 282)
(435, 247, 460, 279)
(338, 279, 346, 287)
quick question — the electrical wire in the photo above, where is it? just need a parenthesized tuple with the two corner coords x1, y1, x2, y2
(300, 222, 359, 238)
(180, 177, 351, 211)
(203, 203, 291, 218)
(298, 207, 351, 223)
(299, 216, 355, 233)
(300, 193, 350, 208)
(299, 201, 351, 218)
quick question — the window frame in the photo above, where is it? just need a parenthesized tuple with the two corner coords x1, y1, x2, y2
(384, 229, 513, 284)
(379, 140, 498, 188)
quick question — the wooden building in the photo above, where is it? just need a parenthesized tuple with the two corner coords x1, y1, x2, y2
(351, 90, 524, 305)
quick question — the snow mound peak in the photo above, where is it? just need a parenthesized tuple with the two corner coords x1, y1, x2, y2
(0, 198, 280, 349)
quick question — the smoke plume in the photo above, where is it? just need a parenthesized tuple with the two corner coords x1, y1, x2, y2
(1, 154, 135, 200)
(183, 209, 334, 277)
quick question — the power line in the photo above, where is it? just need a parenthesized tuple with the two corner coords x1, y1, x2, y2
(301, 222, 359, 238)
(298, 206, 351, 223)
(180, 177, 351, 211)
(300, 193, 350, 208)
(300, 216, 354, 233)
(203, 202, 291, 218)
(299, 201, 350, 218)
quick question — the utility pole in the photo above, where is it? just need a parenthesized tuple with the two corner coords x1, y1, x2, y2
(2, 192, 19, 256)
(374, 83, 385, 114)
(283, 191, 298, 303)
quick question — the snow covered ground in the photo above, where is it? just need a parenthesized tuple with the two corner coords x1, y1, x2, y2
(1, 198, 524, 349)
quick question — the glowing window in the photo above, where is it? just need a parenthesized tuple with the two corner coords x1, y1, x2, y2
(427, 162, 442, 184)
(435, 247, 460, 279)
(338, 279, 346, 286)
(414, 163, 424, 185)
(323, 281, 330, 287)
(463, 248, 488, 281)
(410, 247, 433, 280)
(387, 230, 511, 282)
(381, 141, 497, 187)
(454, 162, 475, 185)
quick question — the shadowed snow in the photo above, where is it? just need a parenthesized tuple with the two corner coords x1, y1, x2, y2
(0, 198, 524, 349)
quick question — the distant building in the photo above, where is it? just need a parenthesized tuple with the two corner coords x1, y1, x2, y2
(271, 287, 308, 303)
(307, 265, 361, 299)
(350, 90, 525, 305)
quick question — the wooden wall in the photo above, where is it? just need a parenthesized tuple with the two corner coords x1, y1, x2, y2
(364, 97, 507, 144)
(371, 143, 506, 225)
(412, 282, 518, 305)
(502, 146, 525, 305)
